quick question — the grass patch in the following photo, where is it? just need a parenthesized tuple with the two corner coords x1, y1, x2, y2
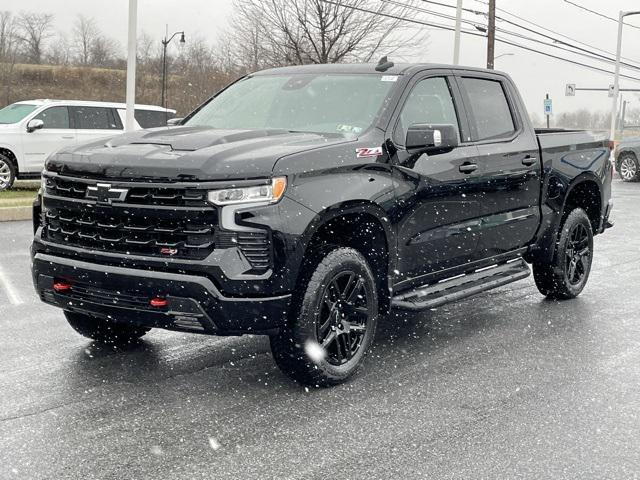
(0, 181, 39, 207)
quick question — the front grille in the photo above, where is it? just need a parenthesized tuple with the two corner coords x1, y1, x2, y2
(41, 174, 273, 271)
(44, 207, 215, 259)
(45, 176, 208, 207)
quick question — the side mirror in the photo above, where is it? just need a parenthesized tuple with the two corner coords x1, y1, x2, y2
(406, 123, 458, 153)
(27, 119, 44, 133)
(167, 117, 183, 126)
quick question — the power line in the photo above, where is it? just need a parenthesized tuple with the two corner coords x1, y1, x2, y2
(320, 0, 640, 83)
(563, 0, 640, 31)
(465, 0, 640, 64)
(391, 0, 640, 72)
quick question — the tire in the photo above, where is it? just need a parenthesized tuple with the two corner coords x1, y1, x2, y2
(64, 311, 150, 344)
(0, 154, 16, 191)
(270, 248, 379, 387)
(533, 208, 594, 299)
(617, 153, 640, 182)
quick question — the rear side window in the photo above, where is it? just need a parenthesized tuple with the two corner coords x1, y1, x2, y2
(461, 77, 515, 141)
(135, 109, 173, 128)
(34, 106, 70, 129)
(71, 106, 121, 130)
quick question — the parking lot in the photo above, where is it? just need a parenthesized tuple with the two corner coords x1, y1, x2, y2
(1, 177, 639, 479)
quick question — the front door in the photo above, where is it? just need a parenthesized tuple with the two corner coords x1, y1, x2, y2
(22, 106, 75, 172)
(391, 74, 482, 286)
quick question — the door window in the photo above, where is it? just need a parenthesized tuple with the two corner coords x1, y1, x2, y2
(461, 78, 516, 141)
(394, 77, 460, 146)
(71, 106, 121, 130)
(135, 109, 173, 128)
(34, 106, 70, 129)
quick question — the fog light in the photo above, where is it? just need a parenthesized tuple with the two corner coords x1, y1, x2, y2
(150, 297, 168, 308)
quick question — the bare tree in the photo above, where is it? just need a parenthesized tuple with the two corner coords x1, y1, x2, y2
(15, 11, 54, 64)
(0, 11, 20, 103)
(72, 14, 98, 65)
(90, 35, 120, 67)
(228, 0, 424, 71)
(47, 31, 72, 65)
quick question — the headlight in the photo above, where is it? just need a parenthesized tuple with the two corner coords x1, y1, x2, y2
(207, 177, 287, 206)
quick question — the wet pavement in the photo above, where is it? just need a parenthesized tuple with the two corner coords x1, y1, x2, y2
(1, 178, 639, 479)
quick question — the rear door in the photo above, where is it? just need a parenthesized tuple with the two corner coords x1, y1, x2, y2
(391, 72, 482, 284)
(455, 74, 540, 258)
(22, 106, 75, 172)
(70, 106, 123, 145)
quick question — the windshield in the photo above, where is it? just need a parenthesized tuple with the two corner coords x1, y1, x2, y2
(185, 74, 397, 135)
(0, 103, 39, 124)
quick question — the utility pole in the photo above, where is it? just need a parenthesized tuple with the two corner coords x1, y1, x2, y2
(546, 93, 550, 128)
(619, 100, 628, 138)
(453, 0, 463, 65)
(486, 0, 496, 69)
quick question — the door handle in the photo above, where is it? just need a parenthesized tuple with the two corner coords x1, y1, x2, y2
(61, 136, 74, 139)
(522, 156, 538, 166)
(459, 163, 478, 174)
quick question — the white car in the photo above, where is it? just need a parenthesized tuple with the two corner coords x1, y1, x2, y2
(0, 100, 176, 190)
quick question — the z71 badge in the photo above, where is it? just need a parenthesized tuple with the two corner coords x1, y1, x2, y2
(356, 147, 383, 158)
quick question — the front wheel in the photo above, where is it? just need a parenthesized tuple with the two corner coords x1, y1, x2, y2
(0, 155, 16, 191)
(64, 311, 151, 344)
(270, 248, 378, 387)
(533, 208, 594, 299)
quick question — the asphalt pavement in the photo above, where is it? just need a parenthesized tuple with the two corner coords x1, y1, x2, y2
(1, 179, 639, 480)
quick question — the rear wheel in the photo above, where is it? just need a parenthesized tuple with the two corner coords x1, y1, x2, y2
(270, 248, 378, 387)
(0, 155, 16, 191)
(64, 311, 150, 344)
(618, 153, 640, 182)
(533, 208, 593, 299)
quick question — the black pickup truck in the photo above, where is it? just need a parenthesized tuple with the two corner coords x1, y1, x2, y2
(31, 62, 613, 386)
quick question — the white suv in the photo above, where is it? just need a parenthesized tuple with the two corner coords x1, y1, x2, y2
(0, 100, 176, 190)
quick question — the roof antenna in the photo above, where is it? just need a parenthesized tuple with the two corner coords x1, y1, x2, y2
(375, 56, 394, 72)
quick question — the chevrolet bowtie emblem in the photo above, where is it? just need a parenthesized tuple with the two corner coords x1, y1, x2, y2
(86, 183, 129, 204)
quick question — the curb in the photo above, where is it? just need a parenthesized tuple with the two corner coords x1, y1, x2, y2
(0, 206, 32, 223)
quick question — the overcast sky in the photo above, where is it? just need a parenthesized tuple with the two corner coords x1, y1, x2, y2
(2, 0, 639, 117)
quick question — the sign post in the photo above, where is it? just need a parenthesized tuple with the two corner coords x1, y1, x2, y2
(544, 94, 552, 128)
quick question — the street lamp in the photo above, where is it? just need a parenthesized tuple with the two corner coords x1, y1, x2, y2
(610, 10, 640, 142)
(161, 30, 185, 110)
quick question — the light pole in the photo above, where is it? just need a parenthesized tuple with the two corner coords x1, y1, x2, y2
(453, 0, 462, 65)
(125, 0, 137, 132)
(161, 29, 185, 110)
(610, 10, 640, 142)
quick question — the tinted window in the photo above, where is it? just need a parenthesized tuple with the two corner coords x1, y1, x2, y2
(135, 109, 173, 128)
(395, 77, 459, 145)
(34, 106, 70, 129)
(72, 107, 120, 130)
(461, 78, 515, 141)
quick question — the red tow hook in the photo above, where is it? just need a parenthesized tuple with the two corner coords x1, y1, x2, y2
(53, 281, 72, 293)
(150, 297, 168, 308)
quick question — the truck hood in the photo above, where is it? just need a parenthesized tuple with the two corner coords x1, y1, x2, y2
(46, 126, 351, 181)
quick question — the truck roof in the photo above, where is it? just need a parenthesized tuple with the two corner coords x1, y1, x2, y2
(254, 62, 506, 77)
(13, 99, 176, 113)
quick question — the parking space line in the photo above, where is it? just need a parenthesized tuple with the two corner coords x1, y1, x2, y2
(0, 263, 24, 305)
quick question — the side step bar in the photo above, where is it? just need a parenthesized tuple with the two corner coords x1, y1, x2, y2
(391, 259, 530, 311)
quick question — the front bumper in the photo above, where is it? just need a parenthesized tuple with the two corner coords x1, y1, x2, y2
(32, 253, 291, 335)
